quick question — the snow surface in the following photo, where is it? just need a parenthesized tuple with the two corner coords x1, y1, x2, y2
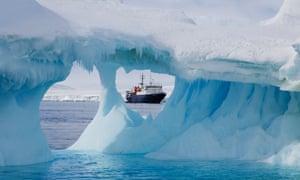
(0, 0, 70, 37)
(1, 0, 300, 166)
(263, 0, 300, 26)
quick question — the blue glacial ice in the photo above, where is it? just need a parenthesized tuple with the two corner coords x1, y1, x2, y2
(1, 0, 300, 166)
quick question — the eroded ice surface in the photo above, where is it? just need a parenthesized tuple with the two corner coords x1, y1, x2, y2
(1, 0, 300, 166)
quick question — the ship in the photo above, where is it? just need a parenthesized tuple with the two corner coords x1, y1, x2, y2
(126, 74, 166, 103)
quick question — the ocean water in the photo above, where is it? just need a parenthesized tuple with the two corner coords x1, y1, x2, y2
(40, 101, 99, 149)
(1, 101, 300, 179)
(2, 150, 300, 179)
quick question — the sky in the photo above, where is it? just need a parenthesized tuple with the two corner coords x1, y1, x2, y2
(123, 0, 284, 21)
(46, 0, 284, 98)
(46, 64, 175, 98)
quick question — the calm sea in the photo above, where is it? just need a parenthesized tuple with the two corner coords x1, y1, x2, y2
(1, 101, 300, 179)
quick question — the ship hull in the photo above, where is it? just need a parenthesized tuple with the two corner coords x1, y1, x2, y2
(126, 92, 166, 104)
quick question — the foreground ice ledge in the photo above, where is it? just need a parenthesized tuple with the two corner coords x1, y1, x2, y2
(1, 0, 300, 166)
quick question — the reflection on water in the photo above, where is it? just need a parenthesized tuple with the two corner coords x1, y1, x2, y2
(1, 150, 300, 179)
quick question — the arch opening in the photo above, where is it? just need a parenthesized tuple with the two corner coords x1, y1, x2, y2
(40, 63, 100, 149)
(116, 68, 175, 119)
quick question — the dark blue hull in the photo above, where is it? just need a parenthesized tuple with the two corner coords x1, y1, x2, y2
(126, 92, 166, 104)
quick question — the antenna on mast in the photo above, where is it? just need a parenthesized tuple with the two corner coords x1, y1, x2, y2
(150, 72, 153, 85)
(140, 73, 144, 87)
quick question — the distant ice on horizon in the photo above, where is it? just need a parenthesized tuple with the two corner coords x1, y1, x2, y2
(45, 63, 174, 101)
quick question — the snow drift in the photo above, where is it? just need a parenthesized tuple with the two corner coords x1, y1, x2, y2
(1, 0, 300, 166)
(263, 0, 300, 26)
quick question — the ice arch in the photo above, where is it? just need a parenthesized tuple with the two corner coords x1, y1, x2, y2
(1, 35, 300, 166)
(0, 34, 172, 166)
(1, 0, 300, 166)
(71, 73, 300, 161)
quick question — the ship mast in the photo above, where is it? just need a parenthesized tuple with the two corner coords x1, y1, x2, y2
(140, 73, 144, 88)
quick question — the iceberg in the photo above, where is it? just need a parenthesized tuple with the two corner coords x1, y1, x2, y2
(1, 0, 300, 166)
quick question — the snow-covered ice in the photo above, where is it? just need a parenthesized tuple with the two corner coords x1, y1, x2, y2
(1, 0, 300, 166)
